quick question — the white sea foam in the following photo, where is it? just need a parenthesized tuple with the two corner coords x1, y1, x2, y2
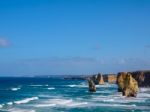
(96, 103, 136, 108)
(137, 93, 150, 98)
(38, 95, 51, 98)
(42, 97, 148, 109)
(88, 103, 150, 110)
(139, 88, 150, 92)
(35, 104, 56, 107)
(38, 95, 63, 99)
(33, 99, 72, 108)
(8, 108, 35, 112)
(11, 87, 21, 91)
(48, 87, 55, 90)
(68, 85, 76, 87)
(96, 90, 114, 93)
(67, 84, 88, 88)
(96, 83, 117, 88)
(73, 102, 137, 109)
(14, 97, 39, 104)
(92, 92, 148, 104)
(7, 102, 13, 105)
(103, 99, 114, 102)
(46, 99, 73, 105)
(67, 102, 88, 107)
(34, 98, 88, 108)
(0, 104, 4, 108)
(48, 99, 88, 107)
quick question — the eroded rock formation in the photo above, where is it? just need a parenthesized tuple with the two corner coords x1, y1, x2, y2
(130, 71, 150, 87)
(97, 73, 105, 85)
(117, 72, 128, 92)
(91, 73, 105, 85)
(88, 78, 96, 92)
(117, 72, 138, 97)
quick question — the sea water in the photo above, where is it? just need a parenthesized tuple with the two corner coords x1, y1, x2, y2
(0, 77, 150, 112)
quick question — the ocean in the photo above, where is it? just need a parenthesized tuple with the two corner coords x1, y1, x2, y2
(0, 77, 150, 112)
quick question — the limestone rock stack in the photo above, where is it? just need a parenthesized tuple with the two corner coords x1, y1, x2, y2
(117, 72, 138, 97)
(88, 78, 96, 92)
(97, 73, 105, 85)
(91, 73, 104, 85)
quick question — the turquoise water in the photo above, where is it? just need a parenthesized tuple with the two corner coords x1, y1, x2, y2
(0, 77, 150, 112)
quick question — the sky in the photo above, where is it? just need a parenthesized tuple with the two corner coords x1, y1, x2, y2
(0, 0, 150, 76)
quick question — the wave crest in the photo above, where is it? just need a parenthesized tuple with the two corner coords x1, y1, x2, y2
(11, 87, 21, 91)
(14, 97, 39, 104)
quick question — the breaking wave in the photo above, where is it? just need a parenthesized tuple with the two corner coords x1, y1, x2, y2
(34, 98, 88, 108)
(14, 97, 39, 104)
(8, 108, 35, 112)
(47, 87, 55, 90)
(7, 102, 13, 105)
(11, 87, 21, 91)
(0, 104, 4, 108)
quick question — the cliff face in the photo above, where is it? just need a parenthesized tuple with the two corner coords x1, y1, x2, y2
(106, 74, 117, 83)
(129, 71, 150, 87)
(103, 75, 116, 83)
(117, 71, 150, 88)
(117, 72, 138, 97)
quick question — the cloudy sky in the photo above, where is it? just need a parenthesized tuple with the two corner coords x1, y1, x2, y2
(0, 0, 150, 76)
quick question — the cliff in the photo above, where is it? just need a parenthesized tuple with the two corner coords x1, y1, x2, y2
(129, 70, 150, 87)
(103, 74, 117, 84)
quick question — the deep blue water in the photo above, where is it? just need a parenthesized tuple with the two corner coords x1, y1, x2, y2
(0, 77, 150, 112)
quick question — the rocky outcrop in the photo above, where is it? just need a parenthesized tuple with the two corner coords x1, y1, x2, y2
(117, 70, 150, 88)
(88, 78, 96, 92)
(117, 72, 127, 92)
(91, 75, 97, 84)
(117, 72, 138, 97)
(91, 73, 104, 85)
(130, 71, 150, 87)
(90, 73, 116, 84)
(97, 73, 105, 84)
